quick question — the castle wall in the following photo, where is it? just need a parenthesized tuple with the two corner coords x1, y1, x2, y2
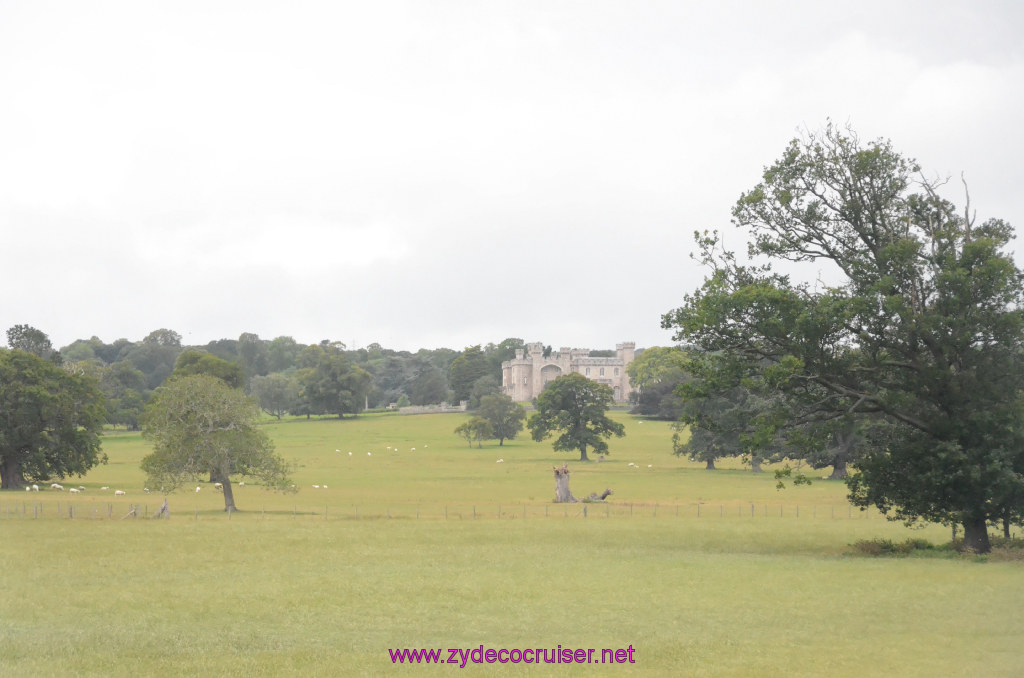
(501, 341, 635, 403)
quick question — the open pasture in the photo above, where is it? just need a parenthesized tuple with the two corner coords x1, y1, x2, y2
(2, 412, 1022, 677)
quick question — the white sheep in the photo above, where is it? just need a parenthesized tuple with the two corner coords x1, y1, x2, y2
(627, 463, 635, 467)
(238, 481, 245, 487)
(69, 487, 80, 494)
(114, 490, 126, 496)
(195, 486, 201, 493)
(100, 486, 109, 490)
(24, 486, 30, 492)
(50, 483, 64, 490)
(312, 485, 320, 489)
(411, 447, 416, 452)
(496, 459, 504, 463)
(367, 452, 372, 456)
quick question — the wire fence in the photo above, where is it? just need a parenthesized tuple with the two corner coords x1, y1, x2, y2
(0, 498, 880, 523)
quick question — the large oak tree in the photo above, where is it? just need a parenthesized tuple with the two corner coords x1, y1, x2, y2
(662, 123, 1024, 552)
(141, 374, 293, 511)
(0, 349, 107, 489)
(528, 373, 625, 461)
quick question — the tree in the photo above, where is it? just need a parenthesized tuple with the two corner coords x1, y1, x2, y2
(141, 374, 293, 511)
(468, 374, 501, 409)
(249, 373, 299, 419)
(237, 332, 269, 379)
(477, 393, 526, 445)
(454, 417, 494, 448)
(299, 353, 371, 418)
(662, 123, 1024, 552)
(100, 360, 148, 429)
(626, 346, 689, 420)
(0, 349, 107, 489)
(528, 373, 625, 461)
(449, 345, 489, 404)
(173, 350, 246, 389)
(409, 366, 449, 405)
(267, 336, 300, 373)
(7, 324, 61, 364)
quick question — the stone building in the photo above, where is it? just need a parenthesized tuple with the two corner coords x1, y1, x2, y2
(501, 342, 636, 403)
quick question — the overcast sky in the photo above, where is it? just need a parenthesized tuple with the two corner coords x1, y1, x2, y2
(2, 1, 1022, 353)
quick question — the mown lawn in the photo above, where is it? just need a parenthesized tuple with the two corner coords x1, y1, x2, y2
(1, 412, 1021, 677)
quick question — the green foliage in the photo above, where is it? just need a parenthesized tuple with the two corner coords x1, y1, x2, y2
(409, 366, 448, 405)
(528, 373, 625, 461)
(0, 349, 107, 488)
(7, 324, 61, 364)
(663, 122, 1024, 553)
(298, 353, 371, 418)
(249, 372, 299, 419)
(477, 393, 527, 445)
(850, 537, 938, 557)
(141, 374, 293, 509)
(454, 416, 493, 448)
(449, 345, 489, 403)
(627, 346, 688, 420)
(173, 350, 246, 389)
(468, 374, 500, 409)
(266, 335, 299, 372)
(236, 332, 269, 378)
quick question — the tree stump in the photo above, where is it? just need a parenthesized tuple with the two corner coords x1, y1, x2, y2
(553, 464, 577, 503)
(152, 498, 170, 519)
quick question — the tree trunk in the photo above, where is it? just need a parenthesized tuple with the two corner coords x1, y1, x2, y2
(705, 459, 716, 470)
(829, 458, 848, 479)
(962, 516, 991, 553)
(213, 470, 237, 512)
(1003, 513, 1011, 539)
(553, 464, 577, 503)
(579, 445, 589, 462)
(750, 456, 763, 473)
(0, 457, 25, 490)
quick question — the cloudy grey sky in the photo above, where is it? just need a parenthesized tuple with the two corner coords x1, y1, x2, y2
(2, 1, 1022, 352)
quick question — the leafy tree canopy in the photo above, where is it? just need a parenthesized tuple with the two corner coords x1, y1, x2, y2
(7, 324, 61, 364)
(141, 374, 293, 511)
(662, 122, 1024, 552)
(528, 373, 625, 461)
(0, 349, 107, 489)
(478, 393, 527, 445)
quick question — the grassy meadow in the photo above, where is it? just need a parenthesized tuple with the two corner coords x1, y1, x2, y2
(1, 412, 1022, 677)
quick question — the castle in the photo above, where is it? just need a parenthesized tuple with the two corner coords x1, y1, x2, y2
(501, 342, 636, 403)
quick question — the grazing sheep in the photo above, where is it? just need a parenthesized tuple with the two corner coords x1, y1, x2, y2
(195, 486, 201, 493)
(32, 484, 39, 491)
(627, 463, 635, 467)
(348, 451, 352, 456)
(238, 481, 245, 487)
(114, 490, 126, 496)
(367, 452, 372, 456)
(647, 465, 653, 468)
(214, 482, 223, 492)
(25, 486, 30, 492)
(50, 483, 64, 490)
(69, 488, 80, 494)
(312, 485, 320, 489)
(411, 448, 416, 452)
(100, 486, 109, 490)
(496, 459, 504, 463)
(79, 486, 86, 490)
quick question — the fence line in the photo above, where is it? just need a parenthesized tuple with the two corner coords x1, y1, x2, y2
(0, 499, 875, 523)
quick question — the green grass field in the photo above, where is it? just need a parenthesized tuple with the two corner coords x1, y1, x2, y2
(1, 412, 1022, 677)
